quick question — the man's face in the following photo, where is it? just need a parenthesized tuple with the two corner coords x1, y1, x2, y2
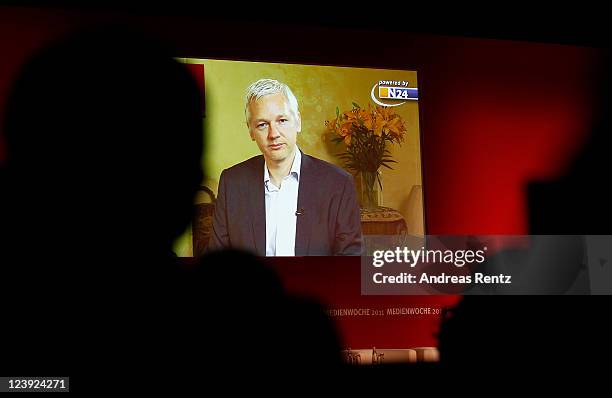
(247, 92, 301, 165)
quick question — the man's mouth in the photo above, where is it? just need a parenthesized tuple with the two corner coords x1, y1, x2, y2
(269, 143, 284, 150)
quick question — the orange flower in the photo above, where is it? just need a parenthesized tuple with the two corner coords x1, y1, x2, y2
(338, 120, 353, 145)
(343, 109, 358, 122)
(325, 116, 339, 134)
(386, 116, 406, 138)
(357, 108, 370, 120)
(362, 112, 376, 131)
(325, 102, 407, 171)
(375, 105, 393, 121)
(373, 117, 386, 136)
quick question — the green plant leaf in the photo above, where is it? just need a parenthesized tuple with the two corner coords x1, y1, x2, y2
(352, 102, 361, 109)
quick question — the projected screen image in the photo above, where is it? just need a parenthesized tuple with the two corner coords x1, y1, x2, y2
(174, 58, 424, 257)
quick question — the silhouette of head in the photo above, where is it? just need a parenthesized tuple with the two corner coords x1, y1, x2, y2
(194, 249, 344, 371)
(528, 50, 612, 234)
(2, 26, 203, 262)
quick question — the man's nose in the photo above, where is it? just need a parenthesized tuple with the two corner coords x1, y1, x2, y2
(267, 125, 280, 140)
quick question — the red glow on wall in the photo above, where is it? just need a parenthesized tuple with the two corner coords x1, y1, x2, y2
(185, 63, 205, 101)
(0, 7, 602, 349)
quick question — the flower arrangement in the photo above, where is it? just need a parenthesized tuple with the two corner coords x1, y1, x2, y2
(325, 102, 408, 208)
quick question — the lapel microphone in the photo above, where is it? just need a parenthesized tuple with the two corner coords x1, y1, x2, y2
(295, 208, 305, 216)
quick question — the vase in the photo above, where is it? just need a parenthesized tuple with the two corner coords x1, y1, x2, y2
(360, 170, 380, 209)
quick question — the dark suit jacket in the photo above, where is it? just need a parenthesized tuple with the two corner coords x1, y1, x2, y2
(208, 151, 362, 255)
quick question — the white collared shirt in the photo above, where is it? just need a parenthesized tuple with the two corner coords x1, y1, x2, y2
(264, 148, 301, 256)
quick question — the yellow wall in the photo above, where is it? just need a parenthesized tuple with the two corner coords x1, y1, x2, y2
(175, 58, 424, 256)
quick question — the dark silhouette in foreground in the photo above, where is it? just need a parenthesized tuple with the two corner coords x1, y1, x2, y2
(437, 52, 612, 377)
(0, 25, 204, 379)
(0, 26, 343, 385)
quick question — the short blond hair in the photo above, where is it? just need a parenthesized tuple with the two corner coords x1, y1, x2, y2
(244, 78, 299, 124)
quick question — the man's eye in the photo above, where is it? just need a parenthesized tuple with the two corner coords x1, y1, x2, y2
(279, 119, 288, 124)
(257, 123, 267, 129)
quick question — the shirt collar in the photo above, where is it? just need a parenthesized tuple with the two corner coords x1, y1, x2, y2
(264, 146, 301, 184)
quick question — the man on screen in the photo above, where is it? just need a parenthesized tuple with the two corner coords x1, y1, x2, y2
(208, 79, 362, 256)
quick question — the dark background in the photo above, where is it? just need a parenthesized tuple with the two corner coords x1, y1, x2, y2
(0, 5, 608, 348)
(1, 5, 605, 234)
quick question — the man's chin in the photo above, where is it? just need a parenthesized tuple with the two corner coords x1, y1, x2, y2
(267, 154, 285, 163)
(266, 149, 288, 162)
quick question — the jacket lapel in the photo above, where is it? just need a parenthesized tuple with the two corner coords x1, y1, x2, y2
(249, 156, 266, 256)
(295, 152, 314, 256)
